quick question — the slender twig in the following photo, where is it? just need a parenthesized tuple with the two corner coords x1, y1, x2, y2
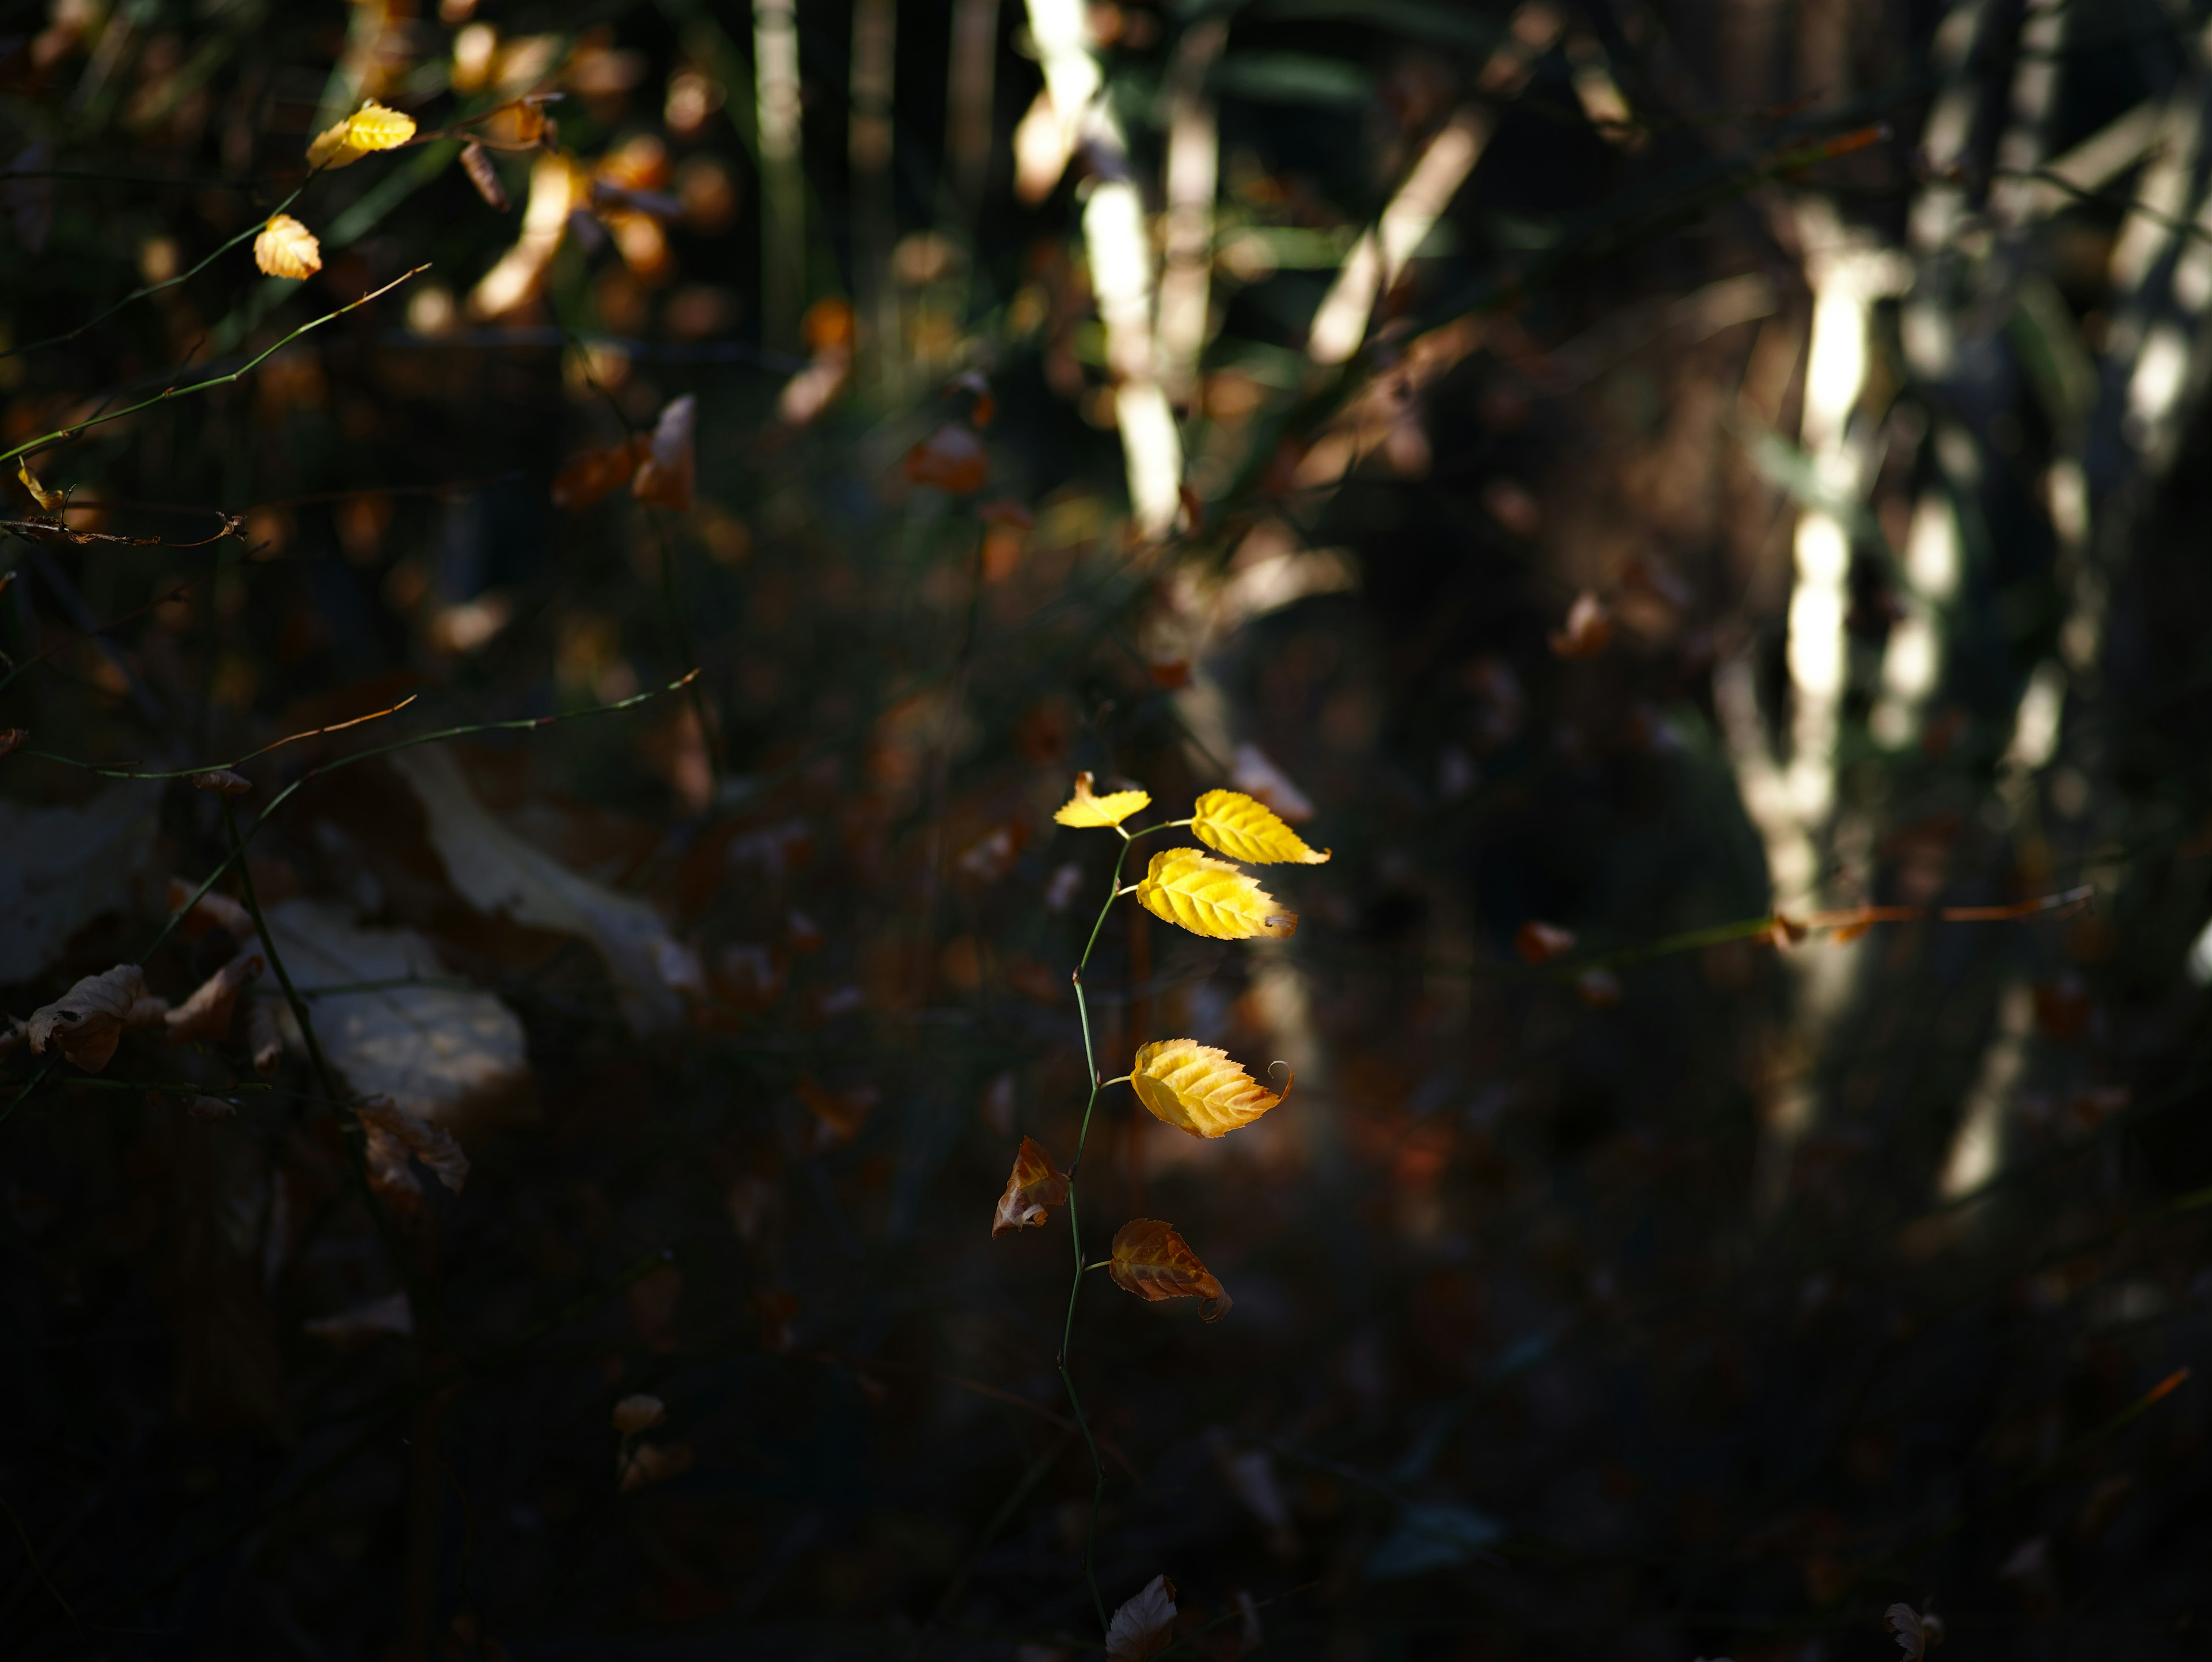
(18, 692, 418, 779)
(0, 1489, 84, 1646)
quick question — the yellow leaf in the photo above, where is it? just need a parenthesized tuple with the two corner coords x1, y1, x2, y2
(252, 213, 322, 279)
(1053, 771, 1150, 828)
(1133, 847, 1296, 941)
(16, 457, 64, 513)
(1108, 1218, 1232, 1321)
(1130, 1039, 1289, 1138)
(991, 1135, 1069, 1236)
(1190, 788, 1330, 865)
(308, 101, 418, 169)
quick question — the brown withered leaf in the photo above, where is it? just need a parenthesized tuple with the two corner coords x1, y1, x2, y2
(992, 1136, 1069, 1237)
(168, 877, 255, 942)
(460, 139, 510, 211)
(903, 423, 988, 494)
(1548, 590, 1613, 659)
(191, 768, 252, 795)
(1514, 921, 1576, 963)
(1105, 1574, 1179, 1662)
(1109, 1218, 1233, 1321)
(355, 1095, 469, 1209)
(164, 952, 264, 1044)
(28, 964, 167, 1072)
(612, 1393, 667, 1434)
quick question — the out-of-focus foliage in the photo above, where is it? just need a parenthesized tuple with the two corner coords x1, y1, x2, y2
(4, 0, 2212, 1657)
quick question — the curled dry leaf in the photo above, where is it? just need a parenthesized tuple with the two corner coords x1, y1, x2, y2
(246, 996, 283, 1076)
(252, 214, 321, 279)
(1109, 1218, 1232, 1321)
(1190, 788, 1330, 865)
(992, 1135, 1069, 1237)
(618, 1440, 695, 1493)
(190, 768, 252, 796)
(460, 140, 510, 211)
(903, 422, 989, 494)
(27, 965, 167, 1072)
(1131, 1039, 1288, 1139)
(632, 395, 696, 510)
(164, 952, 263, 1044)
(1135, 847, 1297, 942)
(306, 101, 417, 169)
(304, 1290, 414, 1347)
(16, 457, 64, 514)
(1054, 771, 1151, 828)
(1514, 921, 1576, 963)
(168, 877, 255, 942)
(1549, 590, 1613, 659)
(356, 1095, 470, 1207)
(551, 437, 647, 512)
(611, 1393, 666, 1434)
(1105, 1573, 1178, 1662)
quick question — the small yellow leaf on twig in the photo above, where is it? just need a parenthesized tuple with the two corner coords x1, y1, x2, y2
(1190, 788, 1329, 865)
(1054, 771, 1150, 828)
(307, 101, 417, 170)
(1130, 1039, 1288, 1139)
(253, 214, 322, 279)
(16, 457, 64, 513)
(27, 965, 168, 1072)
(1105, 1573, 1179, 1662)
(1134, 847, 1296, 941)
(1109, 1218, 1232, 1321)
(992, 1135, 1069, 1236)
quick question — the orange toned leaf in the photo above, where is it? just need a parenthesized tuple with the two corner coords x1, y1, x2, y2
(164, 952, 263, 1044)
(1190, 788, 1330, 865)
(1054, 771, 1150, 828)
(551, 437, 646, 512)
(460, 140, 510, 211)
(631, 395, 696, 510)
(1135, 848, 1296, 941)
(308, 101, 417, 169)
(903, 422, 988, 494)
(1548, 590, 1612, 660)
(1109, 1218, 1232, 1321)
(991, 1135, 1069, 1236)
(1130, 1039, 1287, 1139)
(1106, 1573, 1179, 1662)
(1514, 921, 1575, 963)
(253, 213, 321, 279)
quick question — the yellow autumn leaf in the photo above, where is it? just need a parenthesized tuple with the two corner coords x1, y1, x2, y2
(1129, 1039, 1289, 1138)
(991, 1135, 1069, 1236)
(16, 457, 63, 513)
(306, 101, 418, 170)
(1053, 771, 1150, 828)
(1190, 788, 1330, 865)
(253, 214, 322, 279)
(1108, 1218, 1232, 1321)
(1133, 847, 1297, 941)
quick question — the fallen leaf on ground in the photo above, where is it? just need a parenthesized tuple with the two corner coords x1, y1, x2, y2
(392, 746, 685, 1035)
(1054, 771, 1151, 828)
(1134, 849, 1296, 941)
(992, 1136, 1069, 1236)
(1131, 1040, 1288, 1138)
(168, 877, 255, 943)
(1109, 1219, 1232, 1320)
(27, 965, 168, 1072)
(0, 783, 161, 984)
(1190, 788, 1329, 865)
(355, 1094, 470, 1207)
(1105, 1574, 1177, 1662)
(304, 1290, 414, 1347)
(164, 952, 263, 1044)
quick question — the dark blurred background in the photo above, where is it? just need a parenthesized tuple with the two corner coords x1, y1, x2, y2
(3, 0, 2211, 1656)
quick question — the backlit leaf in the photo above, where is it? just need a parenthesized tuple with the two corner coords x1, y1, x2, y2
(1109, 1218, 1232, 1320)
(307, 101, 417, 169)
(16, 457, 63, 513)
(1190, 788, 1330, 865)
(1134, 847, 1297, 941)
(1054, 771, 1151, 828)
(992, 1135, 1069, 1236)
(253, 214, 322, 279)
(1106, 1573, 1179, 1662)
(1130, 1039, 1289, 1138)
